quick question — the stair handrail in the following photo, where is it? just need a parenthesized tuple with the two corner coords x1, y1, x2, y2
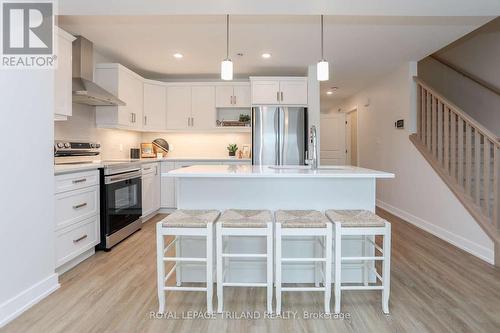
(413, 76, 500, 147)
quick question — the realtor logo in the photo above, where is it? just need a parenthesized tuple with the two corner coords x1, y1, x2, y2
(1, 1, 55, 68)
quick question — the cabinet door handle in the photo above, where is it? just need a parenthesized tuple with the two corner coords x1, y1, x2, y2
(144, 115, 147, 125)
(73, 234, 88, 243)
(230, 96, 233, 105)
(187, 117, 190, 127)
(191, 117, 194, 127)
(277, 92, 280, 102)
(72, 202, 87, 209)
(280, 91, 284, 102)
(72, 178, 87, 184)
(234, 95, 237, 105)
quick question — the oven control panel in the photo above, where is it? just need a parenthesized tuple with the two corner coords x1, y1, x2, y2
(54, 141, 101, 157)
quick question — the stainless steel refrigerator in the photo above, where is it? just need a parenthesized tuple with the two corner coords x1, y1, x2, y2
(252, 106, 308, 165)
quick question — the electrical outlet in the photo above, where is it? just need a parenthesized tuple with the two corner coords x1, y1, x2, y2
(119, 144, 123, 152)
(169, 144, 174, 152)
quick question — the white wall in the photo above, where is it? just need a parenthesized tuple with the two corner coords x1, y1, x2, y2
(0, 71, 59, 326)
(141, 132, 251, 158)
(435, 17, 500, 90)
(418, 57, 500, 136)
(332, 63, 495, 263)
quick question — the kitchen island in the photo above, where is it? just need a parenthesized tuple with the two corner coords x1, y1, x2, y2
(163, 164, 394, 284)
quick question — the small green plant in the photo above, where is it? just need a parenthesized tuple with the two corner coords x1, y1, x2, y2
(239, 114, 251, 123)
(227, 144, 238, 153)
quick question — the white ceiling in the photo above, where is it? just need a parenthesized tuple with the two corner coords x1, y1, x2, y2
(58, 15, 494, 111)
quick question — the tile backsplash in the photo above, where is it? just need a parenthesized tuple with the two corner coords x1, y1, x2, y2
(55, 104, 251, 159)
(141, 132, 251, 158)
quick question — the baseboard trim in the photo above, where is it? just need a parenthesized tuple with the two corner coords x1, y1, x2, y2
(377, 200, 494, 265)
(0, 273, 60, 328)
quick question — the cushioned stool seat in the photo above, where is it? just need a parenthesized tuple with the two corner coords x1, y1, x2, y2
(161, 209, 220, 228)
(219, 209, 272, 228)
(325, 210, 386, 227)
(275, 210, 329, 228)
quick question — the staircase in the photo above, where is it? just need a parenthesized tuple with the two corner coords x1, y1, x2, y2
(410, 77, 500, 266)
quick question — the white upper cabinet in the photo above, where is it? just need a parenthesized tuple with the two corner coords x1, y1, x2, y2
(166, 86, 191, 130)
(54, 28, 75, 120)
(279, 79, 308, 105)
(191, 86, 216, 129)
(250, 77, 308, 105)
(233, 85, 251, 107)
(143, 82, 167, 131)
(95, 64, 143, 130)
(166, 85, 217, 130)
(215, 84, 251, 108)
(251, 80, 281, 104)
(215, 85, 234, 108)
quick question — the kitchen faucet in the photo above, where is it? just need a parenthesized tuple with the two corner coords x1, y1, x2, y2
(306, 125, 318, 169)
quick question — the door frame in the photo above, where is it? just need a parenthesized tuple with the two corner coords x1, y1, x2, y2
(345, 106, 359, 166)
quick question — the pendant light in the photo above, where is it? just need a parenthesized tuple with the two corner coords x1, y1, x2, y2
(317, 15, 329, 81)
(221, 14, 233, 80)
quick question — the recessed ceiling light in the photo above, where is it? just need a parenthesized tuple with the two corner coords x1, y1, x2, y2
(261, 53, 271, 59)
(173, 53, 183, 59)
(326, 91, 333, 95)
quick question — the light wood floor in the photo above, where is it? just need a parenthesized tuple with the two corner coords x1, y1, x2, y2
(3, 208, 500, 333)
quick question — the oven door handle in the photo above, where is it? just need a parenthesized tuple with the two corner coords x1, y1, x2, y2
(105, 171, 142, 184)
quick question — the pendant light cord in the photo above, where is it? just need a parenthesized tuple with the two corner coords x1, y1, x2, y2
(320, 14, 324, 60)
(226, 14, 230, 60)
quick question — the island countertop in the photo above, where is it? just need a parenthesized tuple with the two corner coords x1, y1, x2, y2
(164, 164, 395, 179)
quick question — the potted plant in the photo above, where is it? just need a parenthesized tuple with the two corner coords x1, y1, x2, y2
(227, 144, 238, 157)
(239, 114, 251, 125)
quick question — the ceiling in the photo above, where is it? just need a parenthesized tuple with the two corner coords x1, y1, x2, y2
(58, 15, 494, 112)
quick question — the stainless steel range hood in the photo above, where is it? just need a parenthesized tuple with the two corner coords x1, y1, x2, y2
(72, 36, 125, 106)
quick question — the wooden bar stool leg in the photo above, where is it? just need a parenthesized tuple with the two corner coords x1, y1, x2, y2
(275, 222, 282, 314)
(266, 222, 273, 314)
(206, 223, 213, 314)
(156, 224, 166, 313)
(334, 222, 342, 314)
(382, 222, 391, 314)
(216, 223, 223, 313)
(324, 224, 333, 313)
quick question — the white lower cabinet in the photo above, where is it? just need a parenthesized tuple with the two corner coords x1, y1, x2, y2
(54, 169, 100, 272)
(55, 216, 99, 267)
(160, 162, 176, 209)
(142, 163, 161, 220)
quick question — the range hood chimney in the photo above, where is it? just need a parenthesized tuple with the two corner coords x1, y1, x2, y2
(72, 36, 125, 106)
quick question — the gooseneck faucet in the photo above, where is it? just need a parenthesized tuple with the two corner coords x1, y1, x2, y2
(306, 125, 319, 169)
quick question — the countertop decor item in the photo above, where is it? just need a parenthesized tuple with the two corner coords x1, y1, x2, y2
(227, 143, 238, 157)
(141, 143, 155, 158)
(152, 138, 169, 155)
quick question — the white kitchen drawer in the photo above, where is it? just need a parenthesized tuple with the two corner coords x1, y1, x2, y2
(55, 186, 99, 230)
(55, 170, 99, 194)
(55, 216, 99, 267)
(142, 162, 158, 175)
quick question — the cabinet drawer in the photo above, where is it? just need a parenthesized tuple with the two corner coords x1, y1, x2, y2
(55, 186, 99, 230)
(55, 216, 99, 267)
(55, 170, 99, 194)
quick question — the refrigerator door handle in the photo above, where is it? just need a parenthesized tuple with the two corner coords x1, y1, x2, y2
(275, 108, 280, 165)
(280, 107, 287, 165)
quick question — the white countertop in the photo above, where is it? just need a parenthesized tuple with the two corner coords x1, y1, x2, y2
(165, 165, 395, 179)
(54, 157, 251, 175)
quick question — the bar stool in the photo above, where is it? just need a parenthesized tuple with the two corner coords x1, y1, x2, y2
(156, 209, 220, 314)
(275, 210, 332, 314)
(325, 210, 391, 314)
(216, 209, 273, 313)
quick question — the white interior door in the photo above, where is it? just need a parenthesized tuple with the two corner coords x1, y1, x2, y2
(320, 113, 346, 165)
